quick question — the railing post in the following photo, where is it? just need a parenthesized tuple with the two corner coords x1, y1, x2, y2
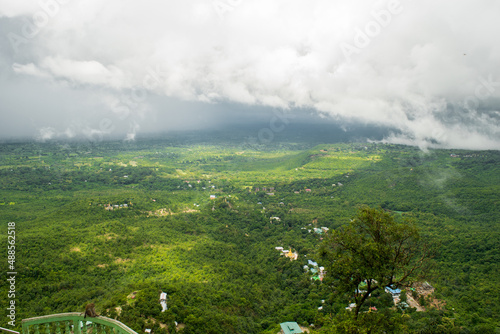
(65, 321, 70, 334)
(73, 319, 81, 334)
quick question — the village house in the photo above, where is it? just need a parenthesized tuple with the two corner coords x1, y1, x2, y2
(159, 291, 168, 312)
(316, 267, 325, 280)
(308, 260, 318, 267)
(313, 228, 323, 234)
(385, 287, 402, 304)
(280, 322, 303, 334)
(346, 303, 356, 311)
(307, 262, 325, 281)
(385, 287, 401, 296)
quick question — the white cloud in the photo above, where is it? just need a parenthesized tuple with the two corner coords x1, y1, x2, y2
(12, 62, 50, 78)
(36, 127, 56, 142)
(14, 58, 127, 88)
(2, 0, 500, 148)
(0, 1, 40, 17)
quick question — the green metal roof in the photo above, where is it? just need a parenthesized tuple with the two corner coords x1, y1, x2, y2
(280, 322, 303, 334)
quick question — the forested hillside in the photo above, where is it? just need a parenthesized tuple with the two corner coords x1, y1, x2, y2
(0, 135, 498, 333)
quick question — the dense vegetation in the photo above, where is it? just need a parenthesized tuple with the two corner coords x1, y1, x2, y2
(0, 132, 498, 333)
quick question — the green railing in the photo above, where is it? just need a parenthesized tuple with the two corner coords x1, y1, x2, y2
(21, 312, 137, 334)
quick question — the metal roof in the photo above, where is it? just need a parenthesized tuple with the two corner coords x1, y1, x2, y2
(280, 322, 303, 334)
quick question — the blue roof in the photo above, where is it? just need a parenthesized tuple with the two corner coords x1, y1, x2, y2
(385, 287, 401, 294)
(280, 322, 303, 334)
(308, 260, 318, 267)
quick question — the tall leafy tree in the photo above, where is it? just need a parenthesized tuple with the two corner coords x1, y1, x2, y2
(319, 207, 430, 320)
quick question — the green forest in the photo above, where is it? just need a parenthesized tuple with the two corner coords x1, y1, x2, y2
(0, 134, 498, 333)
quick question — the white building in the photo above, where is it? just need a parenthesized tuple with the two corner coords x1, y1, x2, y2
(159, 291, 168, 312)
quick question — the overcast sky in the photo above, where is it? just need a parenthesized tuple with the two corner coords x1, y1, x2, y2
(0, 0, 499, 149)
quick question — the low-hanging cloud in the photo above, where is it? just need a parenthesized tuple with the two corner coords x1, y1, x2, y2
(1, 0, 499, 149)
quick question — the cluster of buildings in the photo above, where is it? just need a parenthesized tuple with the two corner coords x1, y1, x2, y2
(304, 260, 325, 281)
(313, 227, 329, 234)
(275, 247, 299, 261)
(345, 285, 405, 312)
(301, 226, 329, 235)
(253, 186, 275, 192)
(450, 153, 479, 158)
(104, 203, 130, 210)
(385, 286, 402, 305)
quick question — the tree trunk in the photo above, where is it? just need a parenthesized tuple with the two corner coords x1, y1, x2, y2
(354, 287, 377, 320)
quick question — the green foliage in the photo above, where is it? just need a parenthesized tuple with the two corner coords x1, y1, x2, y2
(0, 137, 498, 333)
(319, 207, 428, 320)
(314, 309, 404, 334)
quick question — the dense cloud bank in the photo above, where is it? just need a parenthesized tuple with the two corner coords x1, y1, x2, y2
(1, 0, 499, 149)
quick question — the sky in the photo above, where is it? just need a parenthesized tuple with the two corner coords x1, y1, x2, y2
(0, 0, 499, 149)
